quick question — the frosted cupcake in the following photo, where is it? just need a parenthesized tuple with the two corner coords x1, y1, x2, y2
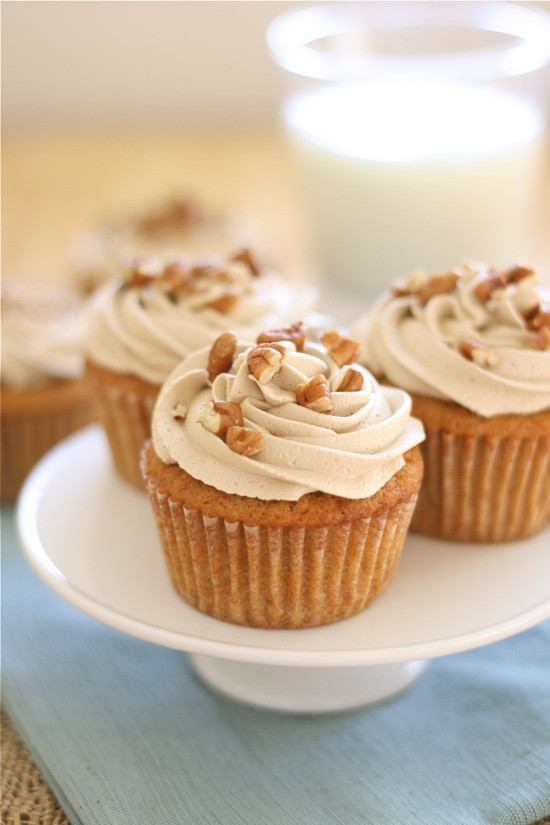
(1, 280, 93, 500)
(352, 261, 550, 542)
(141, 324, 424, 629)
(86, 249, 318, 488)
(72, 193, 257, 294)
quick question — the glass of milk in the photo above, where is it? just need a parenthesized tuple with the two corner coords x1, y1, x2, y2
(267, 1, 550, 306)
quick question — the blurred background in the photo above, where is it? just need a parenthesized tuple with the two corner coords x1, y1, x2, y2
(2, 1, 315, 290)
(2, 1, 550, 295)
(2, 1, 298, 128)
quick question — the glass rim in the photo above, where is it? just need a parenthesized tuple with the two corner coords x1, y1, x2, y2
(266, 1, 550, 83)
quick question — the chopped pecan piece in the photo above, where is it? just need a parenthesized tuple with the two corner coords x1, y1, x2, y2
(503, 264, 537, 285)
(331, 366, 364, 392)
(247, 344, 285, 384)
(458, 339, 499, 368)
(135, 196, 207, 235)
(226, 426, 263, 456)
(523, 302, 550, 331)
(190, 257, 224, 279)
(391, 269, 427, 298)
(172, 401, 188, 422)
(205, 291, 238, 314)
(121, 255, 156, 288)
(254, 341, 287, 356)
(416, 272, 460, 304)
(295, 374, 333, 414)
(257, 321, 307, 352)
(474, 269, 507, 302)
(198, 400, 244, 437)
(159, 258, 193, 295)
(231, 247, 262, 277)
(320, 329, 360, 367)
(531, 326, 550, 350)
(207, 331, 237, 382)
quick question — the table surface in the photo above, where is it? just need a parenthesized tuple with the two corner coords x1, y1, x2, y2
(2, 126, 550, 824)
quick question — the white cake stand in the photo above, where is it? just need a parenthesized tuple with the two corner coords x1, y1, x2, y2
(17, 426, 550, 713)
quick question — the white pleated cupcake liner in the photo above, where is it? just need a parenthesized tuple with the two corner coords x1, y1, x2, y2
(144, 474, 418, 629)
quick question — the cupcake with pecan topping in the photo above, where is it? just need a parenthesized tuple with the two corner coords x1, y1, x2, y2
(141, 324, 424, 629)
(352, 261, 550, 542)
(1, 280, 94, 500)
(85, 249, 317, 488)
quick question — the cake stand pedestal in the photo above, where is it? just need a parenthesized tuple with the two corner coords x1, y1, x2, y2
(189, 655, 427, 712)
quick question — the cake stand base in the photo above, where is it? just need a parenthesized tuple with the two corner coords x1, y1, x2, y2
(189, 654, 428, 713)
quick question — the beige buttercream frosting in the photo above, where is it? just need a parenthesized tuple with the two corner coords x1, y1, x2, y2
(352, 261, 550, 417)
(152, 327, 425, 501)
(86, 251, 318, 386)
(1, 280, 88, 390)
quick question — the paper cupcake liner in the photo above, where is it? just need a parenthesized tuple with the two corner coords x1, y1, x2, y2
(1, 380, 93, 501)
(144, 474, 418, 629)
(412, 430, 550, 542)
(86, 364, 158, 489)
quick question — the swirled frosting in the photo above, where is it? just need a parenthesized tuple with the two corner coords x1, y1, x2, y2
(152, 326, 425, 500)
(1, 280, 88, 390)
(352, 261, 550, 417)
(86, 251, 318, 385)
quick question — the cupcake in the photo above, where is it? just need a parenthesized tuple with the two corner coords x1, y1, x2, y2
(72, 193, 257, 294)
(352, 261, 550, 543)
(141, 324, 424, 629)
(1, 280, 93, 501)
(86, 249, 319, 489)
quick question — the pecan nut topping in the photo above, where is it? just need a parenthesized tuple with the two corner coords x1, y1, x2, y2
(134, 196, 207, 235)
(523, 302, 550, 331)
(391, 269, 428, 298)
(392, 270, 459, 304)
(247, 344, 286, 384)
(120, 255, 158, 289)
(207, 331, 237, 382)
(159, 258, 193, 296)
(225, 426, 263, 456)
(204, 291, 239, 314)
(320, 329, 360, 367)
(416, 272, 460, 304)
(473, 269, 507, 302)
(295, 374, 333, 414)
(230, 247, 262, 277)
(331, 366, 364, 392)
(531, 326, 550, 351)
(198, 400, 244, 437)
(458, 338, 499, 368)
(256, 321, 307, 352)
(171, 401, 188, 422)
(502, 264, 537, 285)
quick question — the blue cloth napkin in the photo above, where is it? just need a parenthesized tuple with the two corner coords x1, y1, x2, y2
(2, 504, 550, 825)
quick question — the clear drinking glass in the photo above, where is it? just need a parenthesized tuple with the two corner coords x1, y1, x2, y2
(267, 1, 550, 303)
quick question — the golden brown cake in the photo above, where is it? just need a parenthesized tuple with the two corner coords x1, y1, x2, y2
(85, 251, 317, 489)
(409, 394, 550, 542)
(352, 261, 550, 542)
(84, 362, 158, 489)
(1, 280, 93, 501)
(141, 324, 425, 629)
(1, 379, 92, 501)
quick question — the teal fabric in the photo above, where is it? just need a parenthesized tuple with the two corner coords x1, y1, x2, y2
(2, 504, 550, 825)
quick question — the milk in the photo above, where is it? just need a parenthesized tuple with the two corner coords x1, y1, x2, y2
(284, 81, 546, 298)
